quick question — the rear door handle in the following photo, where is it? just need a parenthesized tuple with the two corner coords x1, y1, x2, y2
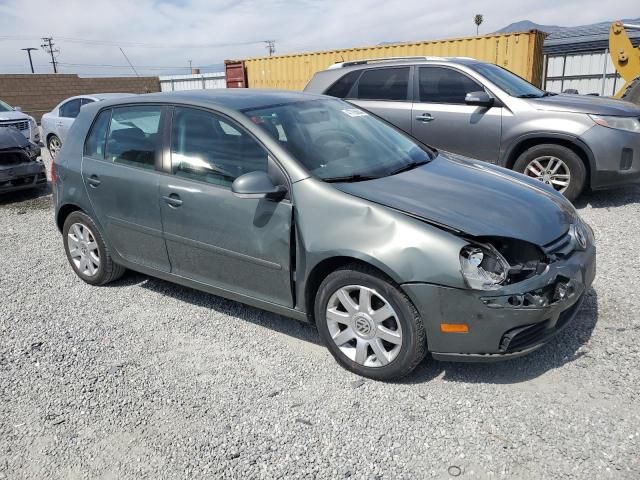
(56, 122, 64, 127)
(162, 193, 183, 208)
(415, 113, 434, 123)
(87, 175, 101, 187)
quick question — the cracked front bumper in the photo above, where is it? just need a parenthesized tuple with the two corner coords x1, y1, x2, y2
(402, 242, 596, 361)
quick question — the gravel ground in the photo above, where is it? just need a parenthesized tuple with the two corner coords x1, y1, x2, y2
(1, 151, 639, 479)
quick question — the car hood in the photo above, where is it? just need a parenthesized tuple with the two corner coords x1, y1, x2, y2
(0, 110, 32, 122)
(528, 93, 640, 116)
(333, 154, 577, 246)
(0, 127, 29, 150)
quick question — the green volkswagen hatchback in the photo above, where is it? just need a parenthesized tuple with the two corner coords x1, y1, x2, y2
(53, 90, 595, 380)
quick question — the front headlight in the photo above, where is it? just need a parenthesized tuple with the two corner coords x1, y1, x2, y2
(459, 244, 510, 290)
(589, 115, 640, 133)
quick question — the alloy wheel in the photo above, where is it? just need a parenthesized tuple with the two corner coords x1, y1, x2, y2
(67, 222, 100, 277)
(524, 156, 571, 193)
(48, 136, 61, 159)
(325, 285, 402, 367)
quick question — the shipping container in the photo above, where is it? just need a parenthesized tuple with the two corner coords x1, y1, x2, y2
(227, 31, 545, 91)
(225, 60, 248, 88)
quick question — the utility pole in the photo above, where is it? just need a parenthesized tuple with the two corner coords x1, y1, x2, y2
(188, 59, 192, 72)
(40, 37, 59, 73)
(264, 40, 276, 56)
(21, 47, 38, 73)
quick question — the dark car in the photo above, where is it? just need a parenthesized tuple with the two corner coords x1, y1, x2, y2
(0, 126, 46, 194)
(53, 90, 596, 380)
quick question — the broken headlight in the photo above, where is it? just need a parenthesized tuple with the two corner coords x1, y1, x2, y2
(460, 244, 509, 290)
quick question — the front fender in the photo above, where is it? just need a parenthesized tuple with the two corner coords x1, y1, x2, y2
(292, 178, 468, 298)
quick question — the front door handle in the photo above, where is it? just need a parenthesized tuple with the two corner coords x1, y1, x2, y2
(162, 193, 183, 208)
(56, 122, 64, 127)
(415, 113, 434, 123)
(87, 175, 101, 187)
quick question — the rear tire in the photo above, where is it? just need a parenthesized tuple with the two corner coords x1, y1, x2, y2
(513, 144, 586, 202)
(314, 264, 427, 381)
(62, 211, 125, 286)
(47, 134, 62, 160)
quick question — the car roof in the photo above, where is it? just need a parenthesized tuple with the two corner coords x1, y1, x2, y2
(100, 89, 328, 111)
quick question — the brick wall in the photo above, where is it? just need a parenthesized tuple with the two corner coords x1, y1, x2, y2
(0, 74, 161, 122)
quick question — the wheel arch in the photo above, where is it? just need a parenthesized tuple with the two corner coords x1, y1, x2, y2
(502, 133, 596, 188)
(56, 203, 83, 232)
(303, 255, 400, 325)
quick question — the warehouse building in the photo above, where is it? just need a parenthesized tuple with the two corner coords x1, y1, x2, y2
(543, 20, 640, 96)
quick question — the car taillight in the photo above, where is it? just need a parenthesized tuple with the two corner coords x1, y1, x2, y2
(50, 157, 56, 184)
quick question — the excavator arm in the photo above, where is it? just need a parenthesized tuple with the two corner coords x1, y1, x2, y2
(609, 21, 640, 104)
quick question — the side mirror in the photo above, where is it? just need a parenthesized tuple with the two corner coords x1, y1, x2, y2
(231, 171, 287, 200)
(13, 106, 22, 112)
(464, 91, 494, 107)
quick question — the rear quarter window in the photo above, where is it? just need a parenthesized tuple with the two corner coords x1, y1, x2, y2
(84, 109, 112, 159)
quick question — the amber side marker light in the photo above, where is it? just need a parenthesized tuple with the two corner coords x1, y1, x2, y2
(440, 323, 469, 333)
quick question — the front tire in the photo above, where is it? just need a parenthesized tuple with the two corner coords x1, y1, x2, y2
(62, 211, 125, 285)
(513, 144, 586, 202)
(314, 265, 427, 381)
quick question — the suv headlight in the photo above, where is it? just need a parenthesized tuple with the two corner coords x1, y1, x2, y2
(460, 244, 509, 290)
(589, 115, 640, 133)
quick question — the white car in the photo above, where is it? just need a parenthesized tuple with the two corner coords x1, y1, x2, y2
(0, 98, 40, 145)
(41, 93, 135, 159)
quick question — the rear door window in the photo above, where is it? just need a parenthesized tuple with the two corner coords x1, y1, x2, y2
(170, 107, 268, 188)
(355, 67, 409, 101)
(84, 109, 112, 159)
(59, 99, 82, 118)
(325, 70, 361, 98)
(106, 106, 162, 169)
(418, 67, 483, 104)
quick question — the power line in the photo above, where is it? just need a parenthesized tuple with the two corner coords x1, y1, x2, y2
(40, 37, 59, 73)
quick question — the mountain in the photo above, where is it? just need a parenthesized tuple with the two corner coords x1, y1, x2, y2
(494, 20, 564, 34)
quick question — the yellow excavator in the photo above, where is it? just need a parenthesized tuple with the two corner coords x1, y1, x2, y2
(609, 21, 640, 104)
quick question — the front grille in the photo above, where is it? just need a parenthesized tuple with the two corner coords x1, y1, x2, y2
(499, 297, 583, 353)
(0, 120, 29, 131)
(542, 230, 574, 257)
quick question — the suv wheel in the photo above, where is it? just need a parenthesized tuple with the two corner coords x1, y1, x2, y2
(62, 211, 125, 285)
(314, 265, 426, 381)
(513, 144, 586, 202)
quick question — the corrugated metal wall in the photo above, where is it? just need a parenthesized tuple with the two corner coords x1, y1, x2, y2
(240, 31, 545, 90)
(159, 72, 226, 92)
(544, 51, 621, 96)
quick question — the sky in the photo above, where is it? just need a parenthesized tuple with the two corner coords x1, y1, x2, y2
(0, 0, 637, 77)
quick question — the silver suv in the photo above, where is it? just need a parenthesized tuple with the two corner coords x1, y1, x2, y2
(305, 57, 640, 201)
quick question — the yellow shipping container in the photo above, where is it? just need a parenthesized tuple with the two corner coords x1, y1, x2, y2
(241, 31, 545, 91)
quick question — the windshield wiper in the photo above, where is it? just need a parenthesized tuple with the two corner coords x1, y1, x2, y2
(323, 174, 379, 183)
(387, 160, 430, 176)
(516, 93, 544, 98)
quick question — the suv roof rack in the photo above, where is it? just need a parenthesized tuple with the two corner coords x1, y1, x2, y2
(327, 56, 475, 69)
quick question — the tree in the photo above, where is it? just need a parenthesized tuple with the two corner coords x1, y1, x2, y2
(474, 14, 484, 36)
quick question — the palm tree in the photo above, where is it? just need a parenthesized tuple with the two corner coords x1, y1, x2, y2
(474, 14, 484, 36)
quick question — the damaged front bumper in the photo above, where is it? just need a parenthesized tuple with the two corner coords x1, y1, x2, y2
(402, 242, 596, 362)
(0, 152, 47, 194)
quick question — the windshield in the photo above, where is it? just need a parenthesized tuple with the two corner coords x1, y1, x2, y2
(0, 99, 13, 112)
(243, 98, 433, 181)
(470, 63, 546, 98)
